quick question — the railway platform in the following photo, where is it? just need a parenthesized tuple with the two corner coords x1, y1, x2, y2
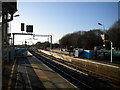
(38, 49, 120, 84)
(2, 51, 77, 90)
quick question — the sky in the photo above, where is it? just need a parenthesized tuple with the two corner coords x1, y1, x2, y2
(11, 2, 119, 45)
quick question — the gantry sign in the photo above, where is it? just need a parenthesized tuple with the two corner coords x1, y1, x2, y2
(12, 33, 52, 59)
(12, 33, 52, 48)
(33, 34, 52, 49)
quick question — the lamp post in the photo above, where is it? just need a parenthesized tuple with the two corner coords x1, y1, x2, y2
(98, 23, 113, 63)
(98, 23, 106, 48)
(110, 41, 113, 63)
(11, 14, 20, 60)
(98, 23, 105, 30)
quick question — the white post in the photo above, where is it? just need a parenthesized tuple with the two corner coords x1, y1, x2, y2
(13, 33, 15, 60)
(0, 2, 2, 89)
(50, 35, 52, 49)
(111, 41, 113, 63)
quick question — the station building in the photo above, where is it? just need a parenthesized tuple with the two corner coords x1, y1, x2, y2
(0, 1, 18, 69)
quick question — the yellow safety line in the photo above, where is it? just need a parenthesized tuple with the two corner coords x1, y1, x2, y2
(7, 59, 16, 90)
(28, 57, 55, 88)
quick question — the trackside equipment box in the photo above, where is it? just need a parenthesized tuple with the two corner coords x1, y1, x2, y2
(75, 50, 94, 59)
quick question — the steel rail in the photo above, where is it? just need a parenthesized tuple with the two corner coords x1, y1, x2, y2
(37, 50, 120, 83)
(30, 50, 107, 90)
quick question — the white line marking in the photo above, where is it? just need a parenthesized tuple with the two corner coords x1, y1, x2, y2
(31, 56, 78, 89)
(78, 58, 120, 68)
(24, 60, 32, 90)
(15, 65, 19, 88)
(7, 59, 16, 90)
(41, 50, 120, 68)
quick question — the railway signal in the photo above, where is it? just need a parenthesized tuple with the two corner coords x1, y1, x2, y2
(21, 23, 24, 31)
(26, 25, 33, 33)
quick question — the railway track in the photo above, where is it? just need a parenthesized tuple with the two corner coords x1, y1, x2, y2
(29, 49, 117, 90)
(37, 49, 120, 84)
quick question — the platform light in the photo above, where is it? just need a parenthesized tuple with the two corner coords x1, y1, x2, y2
(14, 14, 20, 17)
